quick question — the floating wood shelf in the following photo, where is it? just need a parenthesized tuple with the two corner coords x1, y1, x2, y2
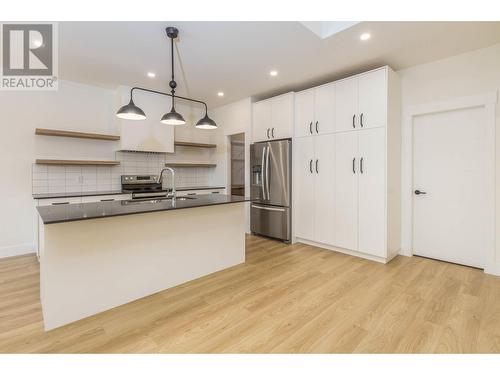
(174, 141, 216, 149)
(35, 128, 120, 141)
(36, 159, 121, 166)
(165, 163, 217, 168)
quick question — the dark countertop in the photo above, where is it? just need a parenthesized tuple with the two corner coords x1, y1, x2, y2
(32, 186, 226, 199)
(37, 194, 250, 224)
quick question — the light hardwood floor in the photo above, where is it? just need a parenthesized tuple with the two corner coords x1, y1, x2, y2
(1, 235, 500, 353)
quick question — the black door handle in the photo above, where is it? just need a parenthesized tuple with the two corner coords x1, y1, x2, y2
(360, 157, 364, 174)
(352, 114, 356, 128)
(315, 159, 319, 173)
(414, 190, 427, 195)
(360, 113, 364, 128)
(309, 122, 313, 134)
(352, 157, 356, 174)
(267, 128, 270, 139)
(309, 159, 313, 173)
(315, 121, 319, 133)
(271, 127, 275, 138)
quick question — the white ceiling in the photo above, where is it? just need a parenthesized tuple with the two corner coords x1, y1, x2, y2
(59, 21, 500, 108)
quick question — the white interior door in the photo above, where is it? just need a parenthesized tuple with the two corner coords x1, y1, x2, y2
(334, 132, 358, 251)
(294, 137, 315, 240)
(413, 106, 488, 268)
(295, 90, 314, 137)
(314, 84, 335, 135)
(335, 78, 358, 132)
(358, 128, 386, 257)
(314, 134, 336, 245)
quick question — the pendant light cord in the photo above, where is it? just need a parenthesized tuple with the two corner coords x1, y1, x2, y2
(170, 33, 176, 108)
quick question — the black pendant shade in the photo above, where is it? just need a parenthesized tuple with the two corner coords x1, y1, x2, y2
(116, 26, 217, 129)
(116, 98, 146, 120)
(160, 106, 186, 125)
(195, 113, 217, 130)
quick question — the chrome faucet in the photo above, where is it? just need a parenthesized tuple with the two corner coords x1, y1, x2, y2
(158, 167, 176, 199)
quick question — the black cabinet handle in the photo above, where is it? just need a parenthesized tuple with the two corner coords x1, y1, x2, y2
(271, 127, 275, 138)
(360, 157, 364, 174)
(414, 190, 427, 195)
(309, 122, 313, 134)
(352, 157, 356, 174)
(315, 159, 319, 173)
(52, 201, 69, 205)
(352, 114, 356, 128)
(315, 121, 319, 133)
(267, 128, 270, 139)
(309, 159, 313, 173)
(360, 113, 364, 128)
(100, 198, 115, 202)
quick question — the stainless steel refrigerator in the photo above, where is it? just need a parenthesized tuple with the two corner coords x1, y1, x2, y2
(250, 139, 291, 242)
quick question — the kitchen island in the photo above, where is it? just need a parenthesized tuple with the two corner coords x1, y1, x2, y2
(37, 194, 249, 330)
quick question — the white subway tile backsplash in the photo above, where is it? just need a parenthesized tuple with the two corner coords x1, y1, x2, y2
(32, 150, 212, 194)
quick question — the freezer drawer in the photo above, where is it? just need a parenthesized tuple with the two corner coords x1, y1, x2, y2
(250, 204, 290, 241)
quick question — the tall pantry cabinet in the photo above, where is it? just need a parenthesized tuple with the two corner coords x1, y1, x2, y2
(293, 66, 401, 263)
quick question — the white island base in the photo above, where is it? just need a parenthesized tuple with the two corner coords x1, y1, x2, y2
(39, 203, 246, 330)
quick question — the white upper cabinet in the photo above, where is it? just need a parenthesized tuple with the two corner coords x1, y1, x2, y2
(335, 77, 358, 132)
(294, 84, 335, 137)
(253, 93, 294, 143)
(314, 84, 336, 135)
(252, 101, 272, 142)
(358, 69, 387, 129)
(294, 90, 314, 137)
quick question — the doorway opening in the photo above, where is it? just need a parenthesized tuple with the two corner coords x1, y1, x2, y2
(230, 133, 245, 196)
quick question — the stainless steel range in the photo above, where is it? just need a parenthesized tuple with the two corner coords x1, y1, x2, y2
(121, 175, 168, 200)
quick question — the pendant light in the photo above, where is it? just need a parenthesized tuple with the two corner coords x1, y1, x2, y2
(115, 26, 217, 129)
(116, 97, 146, 120)
(160, 27, 186, 126)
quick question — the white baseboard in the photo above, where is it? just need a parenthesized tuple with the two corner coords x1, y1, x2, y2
(0, 243, 36, 259)
(295, 237, 391, 264)
(484, 262, 500, 277)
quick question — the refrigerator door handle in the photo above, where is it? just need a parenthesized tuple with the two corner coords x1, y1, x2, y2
(261, 146, 267, 200)
(265, 146, 271, 201)
(251, 204, 286, 212)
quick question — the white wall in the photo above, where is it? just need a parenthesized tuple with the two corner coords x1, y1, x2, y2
(0, 80, 116, 257)
(212, 98, 253, 231)
(397, 43, 500, 272)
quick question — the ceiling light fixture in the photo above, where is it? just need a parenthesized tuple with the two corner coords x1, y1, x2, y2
(217, 92, 224, 97)
(116, 27, 217, 129)
(360, 32, 371, 41)
(270, 70, 278, 77)
(147, 72, 156, 78)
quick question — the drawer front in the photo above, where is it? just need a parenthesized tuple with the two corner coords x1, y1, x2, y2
(37, 197, 82, 206)
(178, 189, 225, 196)
(81, 194, 132, 203)
(251, 204, 290, 241)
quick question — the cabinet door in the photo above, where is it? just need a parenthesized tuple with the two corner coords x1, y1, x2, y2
(358, 128, 386, 257)
(294, 137, 315, 240)
(335, 77, 358, 132)
(358, 69, 387, 129)
(253, 101, 272, 142)
(313, 134, 336, 245)
(334, 132, 358, 251)
(271, 94, 294, 139)
(294, 90, 314, 137)
(314, 84, 335, 135)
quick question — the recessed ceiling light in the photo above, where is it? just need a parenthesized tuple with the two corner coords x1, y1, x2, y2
(270, 70, 278, 77)
(147, 72, 156, 78)
(217, 92, 224, 97)
(360, 32, 371, 41)
(32, 39, 42, 48)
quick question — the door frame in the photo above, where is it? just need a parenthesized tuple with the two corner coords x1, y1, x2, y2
(401, 92, 497, 274)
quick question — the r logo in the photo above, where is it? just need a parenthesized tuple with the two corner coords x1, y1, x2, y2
(2, 24, 53, 76)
